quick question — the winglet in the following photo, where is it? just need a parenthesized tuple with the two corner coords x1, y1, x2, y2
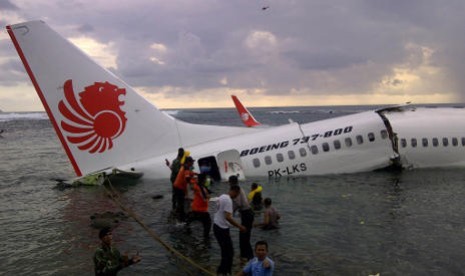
(231, 95, 261, 127)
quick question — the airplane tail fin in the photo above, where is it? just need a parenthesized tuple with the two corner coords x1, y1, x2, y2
(6, 21, 185, 176)
(231, 95, 261, 127)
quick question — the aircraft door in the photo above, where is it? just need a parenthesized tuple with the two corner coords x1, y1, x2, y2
(216, 150, 246, 181)
(197, 156, 221, 182)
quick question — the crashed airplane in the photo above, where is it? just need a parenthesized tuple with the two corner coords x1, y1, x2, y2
(7, 21, 465, 181)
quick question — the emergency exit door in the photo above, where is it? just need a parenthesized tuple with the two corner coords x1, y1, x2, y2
(216, 149, 245, 181)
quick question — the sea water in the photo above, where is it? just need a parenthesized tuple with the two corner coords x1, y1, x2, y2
(1, 105, 465, 275)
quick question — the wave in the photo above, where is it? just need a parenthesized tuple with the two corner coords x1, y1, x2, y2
(163, 110, 180, 116)
(268, 110, 301, 114)
(0, 112, 48, 122)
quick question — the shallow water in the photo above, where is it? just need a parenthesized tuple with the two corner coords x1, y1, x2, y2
(2, 106, 465, 275)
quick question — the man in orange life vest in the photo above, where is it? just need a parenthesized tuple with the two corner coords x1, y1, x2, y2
(186, 173, 212, 238)
(173, 156, 196, 222)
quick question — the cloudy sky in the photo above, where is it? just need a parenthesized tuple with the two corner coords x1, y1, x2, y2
(1, 0, 464, 111)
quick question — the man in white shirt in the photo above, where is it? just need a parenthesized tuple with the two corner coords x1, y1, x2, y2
(213, 185, 246, 275)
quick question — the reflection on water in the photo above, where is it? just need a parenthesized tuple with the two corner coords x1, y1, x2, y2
(8, 171, 465, 275)
(5, 170, 465, 275)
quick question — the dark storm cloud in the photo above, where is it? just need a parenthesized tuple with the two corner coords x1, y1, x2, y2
(0, 36, 27, 85)
(284, 50, 366, 71)
(77, 23, 94, 33)
(2, 0, 465, 102)
(0, 0, 18, 10)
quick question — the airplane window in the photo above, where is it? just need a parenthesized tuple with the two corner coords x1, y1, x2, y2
(345, 137, 352, 147)
(400, 138, 407, 148)
(276, 153, 284, 162)
(310, 145, 319, 155)
(443, 138, 449, 147)
(422, 138, 428, 147)
(333, 140, 341, 150)
(265, 156, 272, 165)
(432, 138, 438, 147)
(411, 138, 417, 147)
(368, 132, 375, 142)
(322, 142, 330, 152)
(253, 158, 260, 168)
(380, 130, 388, 139)
(462, 137, 465, 146)
(356, 135, 364, 144)
(452, 137, 458, 146)
(299, 147, 307, 157)
(288, 150, 295, 160)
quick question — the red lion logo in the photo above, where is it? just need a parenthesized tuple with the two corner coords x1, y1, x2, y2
(58, 79, 127, 153)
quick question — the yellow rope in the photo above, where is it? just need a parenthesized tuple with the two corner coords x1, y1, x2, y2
(103, 177, 215, 276)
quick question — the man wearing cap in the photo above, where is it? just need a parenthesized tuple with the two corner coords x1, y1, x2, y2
(93, 227, 141, 275)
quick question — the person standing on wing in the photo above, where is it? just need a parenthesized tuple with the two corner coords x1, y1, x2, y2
(173, 156, 196, 222)
(165, 147, 184, 210)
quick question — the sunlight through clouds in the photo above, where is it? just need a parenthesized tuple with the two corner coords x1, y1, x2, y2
(244, 30, 278, 62)
(149, 42, 167, 65)
(69, 36, 117, 69)
(374, 42, 452, 101)
(244, 31, 277, 50)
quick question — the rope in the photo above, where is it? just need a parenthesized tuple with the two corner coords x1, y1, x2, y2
(103, 176, 215, 276)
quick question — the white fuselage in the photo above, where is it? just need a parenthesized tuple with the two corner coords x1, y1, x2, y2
(385, 107, 465, 168)
(121, 106, 465, 180)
